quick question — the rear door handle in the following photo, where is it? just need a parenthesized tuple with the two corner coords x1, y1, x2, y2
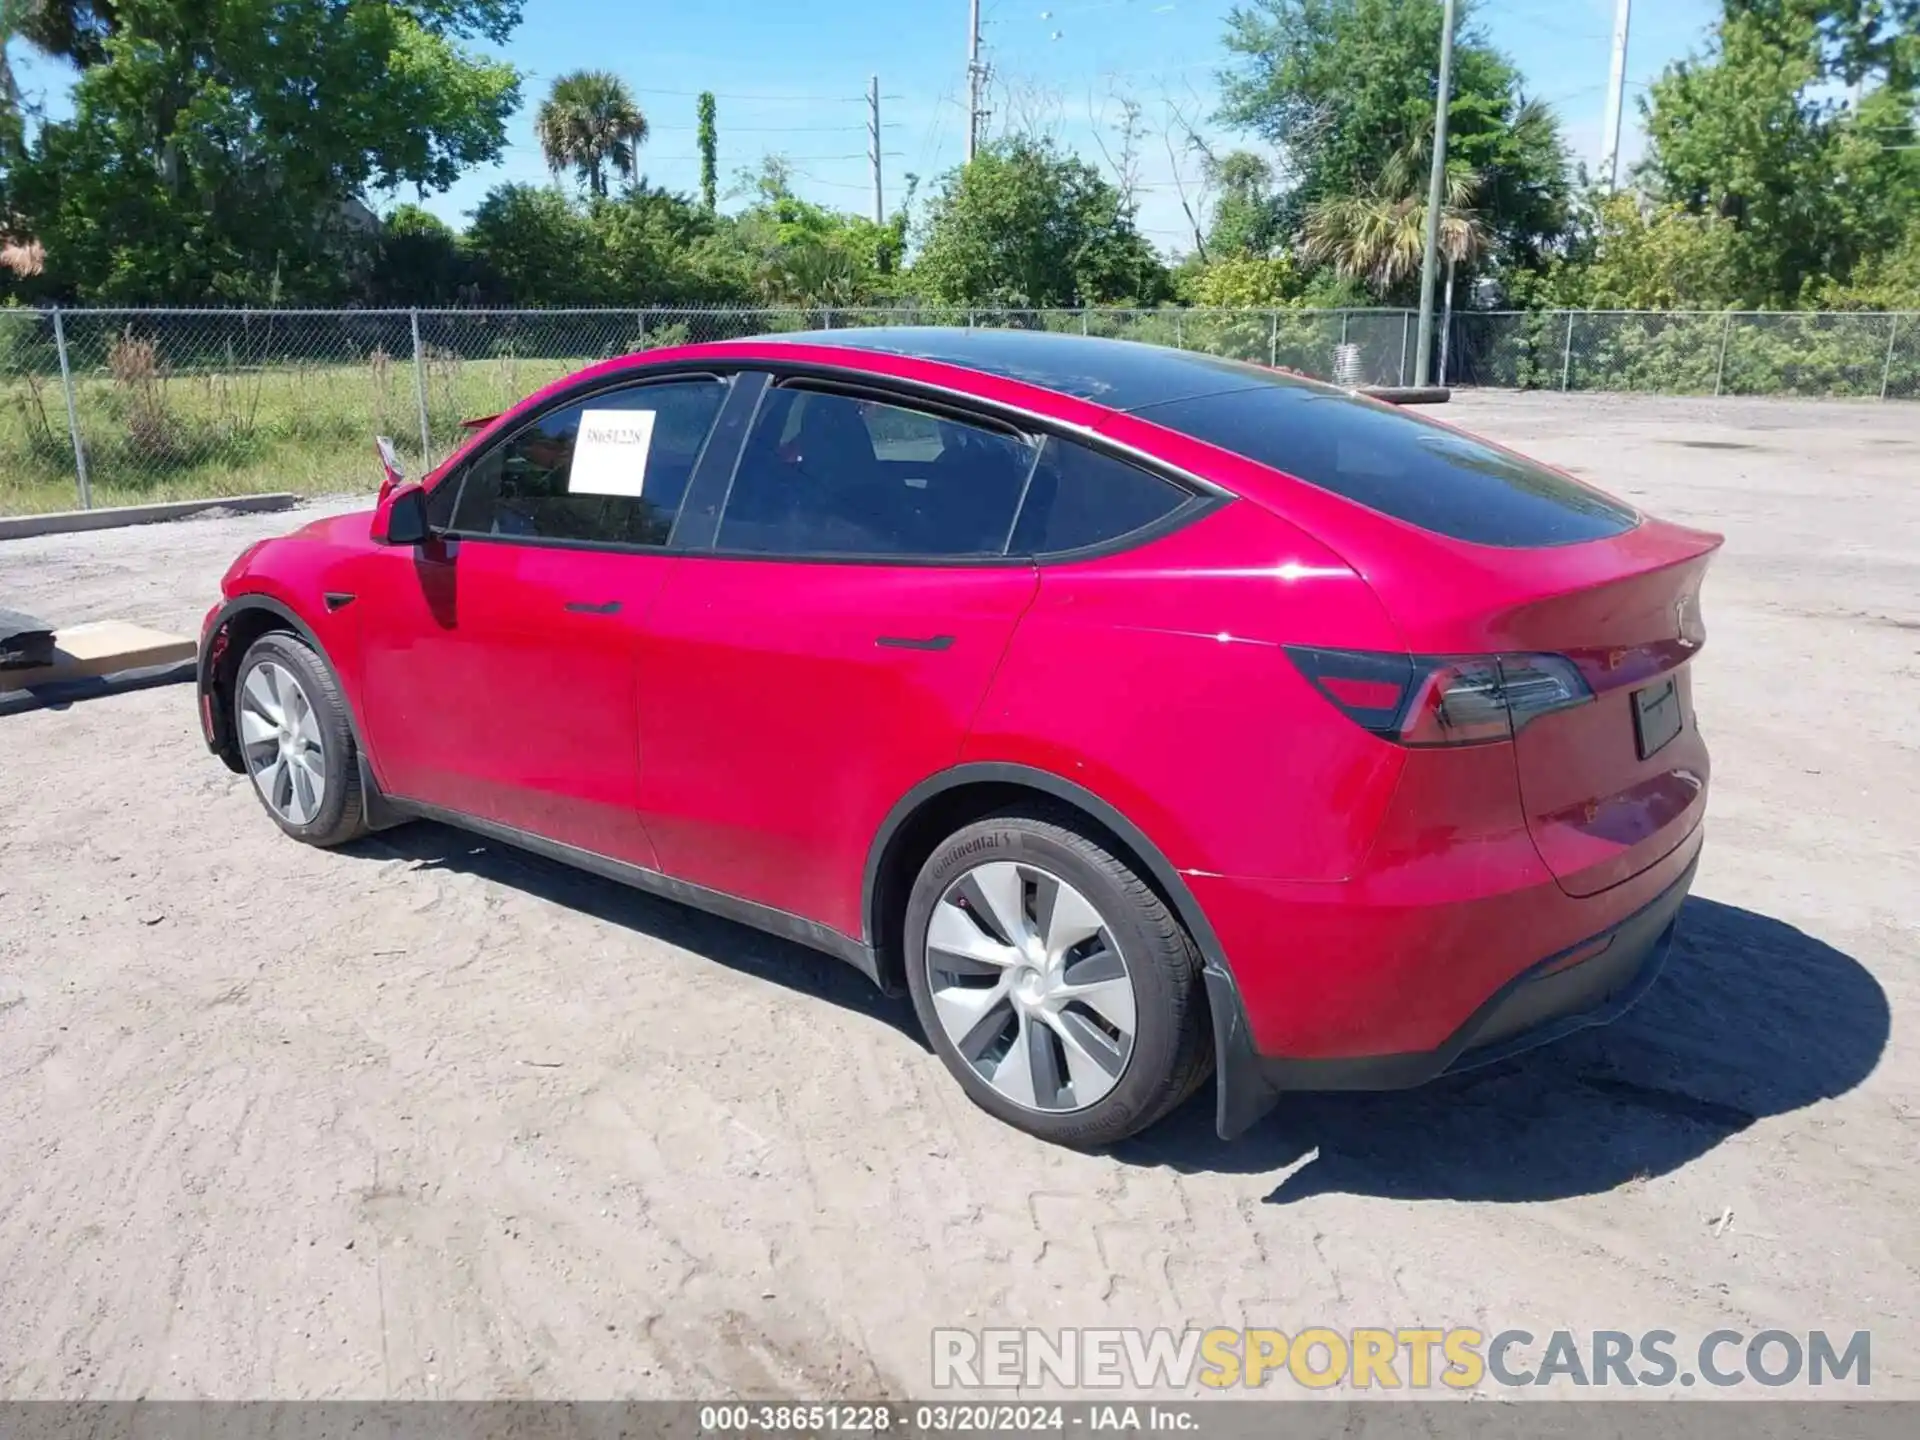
(565, 600, 622, 615)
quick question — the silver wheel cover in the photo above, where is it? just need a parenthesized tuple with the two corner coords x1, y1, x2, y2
(924, 860, 1138, 1113)
(239, 660, 328, 826)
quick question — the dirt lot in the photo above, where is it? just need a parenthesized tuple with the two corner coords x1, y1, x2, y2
(1, 392, 1916, 1400)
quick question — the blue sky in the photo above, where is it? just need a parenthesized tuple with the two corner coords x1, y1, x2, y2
(6, 0, 1723, 251)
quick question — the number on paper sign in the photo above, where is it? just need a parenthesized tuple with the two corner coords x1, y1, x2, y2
(568, 408, 657, 497)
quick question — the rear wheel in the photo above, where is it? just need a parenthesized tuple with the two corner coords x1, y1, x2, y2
(233, 632, 368, 848)
(903, 811, 1212, 1147)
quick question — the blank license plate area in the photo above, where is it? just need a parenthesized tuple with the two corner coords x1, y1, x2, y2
(1632, 677, 1682, 760)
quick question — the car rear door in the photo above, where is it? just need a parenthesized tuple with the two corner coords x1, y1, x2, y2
(355, 373, 736, 867)
(635, 381, 1041, 939)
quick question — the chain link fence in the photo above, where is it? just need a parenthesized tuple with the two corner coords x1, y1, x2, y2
(3, 305, 1915, 515)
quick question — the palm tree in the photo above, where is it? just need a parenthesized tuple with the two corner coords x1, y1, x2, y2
(1302, 146, 1491, 295)
(535, 71, 649, 198)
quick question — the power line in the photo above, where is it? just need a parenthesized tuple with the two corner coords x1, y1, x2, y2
(643, 152, 905, 163)
(628, 86, 876, 104)
(648, 123, 905, 134)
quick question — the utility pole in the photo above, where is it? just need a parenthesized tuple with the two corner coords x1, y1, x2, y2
(868, 75, 884, 224)
(1414, 0, 1457, 389)
(966, 0, 989, 161)
(1598, 0, 1633, 191)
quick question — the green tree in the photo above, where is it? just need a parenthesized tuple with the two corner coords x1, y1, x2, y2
(1205, 150, 1284, 258)
(696, 91, 718, 213)
(722, 159, 904, 303)
(11, 0, 118, 66)
(8, 0, 520, 302)
(1302, 145, 1491, 296)
(1546, 192, 1743, 310)
(1638, 4, 1920, 305)
(1216, 0, 1568, 271)
(589, 183, 751, 304)
(464, 183, 596, 303)
(1180, 252, 1301, 306)
(535, 69, 649, 198)
(912, 137, 1168, 307)
(369, 203, 469, 305)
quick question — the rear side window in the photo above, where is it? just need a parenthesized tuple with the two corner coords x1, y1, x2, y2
(1133, 386, 1636, 547)
(718, 388, 1036, 557)
(451, 379, 725, 546)
(1010, 438, 1190, 556)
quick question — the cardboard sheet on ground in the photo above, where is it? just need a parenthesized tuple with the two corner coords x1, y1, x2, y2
(568, 409, 657, 498)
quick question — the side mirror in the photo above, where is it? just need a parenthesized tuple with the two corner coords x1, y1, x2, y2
(375, 435, 405, 502)
(373, 481, 431, 546)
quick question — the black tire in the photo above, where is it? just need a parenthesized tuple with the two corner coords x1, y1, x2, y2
(232, 631, 369, 848)
(903, 809, 1213, 1147)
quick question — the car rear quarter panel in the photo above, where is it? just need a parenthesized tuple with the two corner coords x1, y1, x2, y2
(964, 501, 1410, 883)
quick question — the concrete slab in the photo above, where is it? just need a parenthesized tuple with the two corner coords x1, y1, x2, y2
(0, 492, 296, 541)
(0, 620, 196, 693)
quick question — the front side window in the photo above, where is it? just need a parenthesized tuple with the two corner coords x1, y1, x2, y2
(450, 378, 726, 546)
(718, 387, 1037, 557)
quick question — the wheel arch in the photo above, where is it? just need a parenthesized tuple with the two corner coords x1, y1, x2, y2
(201, 595, 379, 786)
(861, 762, 1273, 1141)
(861, 762, 1222, 984)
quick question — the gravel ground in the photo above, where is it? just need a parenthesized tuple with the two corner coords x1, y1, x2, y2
(0, 392, 1916, 1400)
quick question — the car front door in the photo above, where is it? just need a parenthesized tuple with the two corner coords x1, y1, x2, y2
(636, 382, 1042, 940)
(356, 373, 736, 867)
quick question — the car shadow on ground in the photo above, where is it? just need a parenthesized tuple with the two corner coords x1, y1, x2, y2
(344, 821, 928, 1048)
(1117, 896, 1891, 1203)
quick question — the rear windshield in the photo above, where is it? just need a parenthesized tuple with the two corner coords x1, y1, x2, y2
(1132, 385, 1638, 547)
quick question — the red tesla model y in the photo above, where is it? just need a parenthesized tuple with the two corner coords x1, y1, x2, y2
(198, 329, 1718, 1146)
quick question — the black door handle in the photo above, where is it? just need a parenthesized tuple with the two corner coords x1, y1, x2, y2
(876, 634, 954, 651)
(565, 600, 622, 615)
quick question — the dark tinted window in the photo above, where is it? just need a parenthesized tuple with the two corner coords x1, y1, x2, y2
(451, 380, 725, 545)
(719, 387, 1036, 556)
(424, 470, 462, 530)
(1135, 386, 1637, 547)
(1011, 438, 1190, 555)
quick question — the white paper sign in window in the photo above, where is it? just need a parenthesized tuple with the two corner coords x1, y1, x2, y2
(568, 409, 657, 497)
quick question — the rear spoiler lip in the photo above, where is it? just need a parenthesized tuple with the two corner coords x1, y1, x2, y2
(459, 413, 501, 432)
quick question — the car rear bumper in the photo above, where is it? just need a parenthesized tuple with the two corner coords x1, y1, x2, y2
(1194, 825, 1702, 1139)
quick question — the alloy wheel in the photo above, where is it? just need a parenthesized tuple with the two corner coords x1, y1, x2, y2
(923, 860, 1137, 1112)
(239, 660, 327, 826)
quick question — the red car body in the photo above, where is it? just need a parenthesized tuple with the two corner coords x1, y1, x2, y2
(199, 330, 1719, 1138)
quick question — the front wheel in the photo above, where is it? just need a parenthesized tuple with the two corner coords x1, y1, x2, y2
(233, 632, 369, 848)
(903, 811, 1213, 1147)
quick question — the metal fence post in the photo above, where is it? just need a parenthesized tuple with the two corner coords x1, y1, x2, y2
(50, 307, 92, 510)
(822, 306, 834, 330)
(1883, 315, 1902, 402)
(967, 308, 976, 329)
(1175, 312, 1185, 349)
(636, 310, 647, 351)
(1340, 311, 1350, 348)
(1269, 311, 1279, 367)
(409, 308, 432, 469)
(1561, 311, 1575, 392)
(1081, 310, 1090, 336)
(1715, 312, 1734, 397)
(1399, 312, 1412, 386)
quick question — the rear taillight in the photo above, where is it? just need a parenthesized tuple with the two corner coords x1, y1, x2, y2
(1286, 646, 1592, 748)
